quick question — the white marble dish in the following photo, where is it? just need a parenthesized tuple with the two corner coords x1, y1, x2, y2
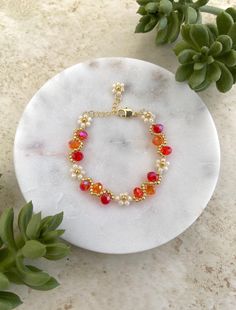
(14, 57, 220, 254)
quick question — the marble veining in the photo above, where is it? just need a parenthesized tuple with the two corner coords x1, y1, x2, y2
(14, 57, 220, 254)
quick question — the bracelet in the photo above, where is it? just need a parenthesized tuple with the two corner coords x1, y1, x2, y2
(68, 82, 172, 206)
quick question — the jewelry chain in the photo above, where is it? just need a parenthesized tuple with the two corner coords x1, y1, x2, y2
(84, 82, 143, 118)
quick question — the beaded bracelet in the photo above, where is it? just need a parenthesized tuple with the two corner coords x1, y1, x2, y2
(68, 82, 172, 206)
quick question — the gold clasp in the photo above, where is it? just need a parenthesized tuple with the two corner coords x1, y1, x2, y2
(118, 107, 133, 118)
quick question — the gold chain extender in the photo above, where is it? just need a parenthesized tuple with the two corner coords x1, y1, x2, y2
(84, 82, 144, 119)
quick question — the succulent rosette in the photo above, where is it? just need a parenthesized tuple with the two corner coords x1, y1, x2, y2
(135, 0, 210, 44)
(174, 8, 236, 92)
(0, 202, 70, 309)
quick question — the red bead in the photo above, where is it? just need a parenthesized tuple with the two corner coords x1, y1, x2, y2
(161, 145, 172, 156)
(133, 187, 144, 199)
(152, 124, 163, 134)
(71, 150, 84, 161)
(80, 180, 91, 191)
(76, 130, 88, 141)
(147, 171, 159, 182)
(100, 193, 111, 205)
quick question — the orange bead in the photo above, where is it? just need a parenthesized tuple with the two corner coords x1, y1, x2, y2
(92, 182, 103, 195)
(152, 135, 164, 146)
(145, 184, 156, 195)
(69, 139, 82, 149)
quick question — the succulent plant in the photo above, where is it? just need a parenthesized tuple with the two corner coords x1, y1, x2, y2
(0, 202, 70, 310)
(135, 1, 236, 93)
(174, 8, 236, 92)
(135, 0, 211, 44)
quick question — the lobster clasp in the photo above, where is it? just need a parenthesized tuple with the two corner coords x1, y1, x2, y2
(118, 107, 133, 118)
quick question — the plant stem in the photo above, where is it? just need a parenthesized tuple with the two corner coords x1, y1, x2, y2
(199, 5, 224, 16)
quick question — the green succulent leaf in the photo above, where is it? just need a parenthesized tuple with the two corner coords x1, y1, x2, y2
(145, 2, 158, 13)
(158, 16, 168, 30)
(26, 212, 42, 240)
(136, 5, 146, 16)
(0, 273, 10, 290)
(178, 49, 197, 64)
(216, 62, 234, 92)
(14, 234, 24, 249)
(42, 229, 65, 242)
(0, 292, 22, 310)
(39, 212, 63, 234)
(29, 276, 60, 291)
(0, 249, 14, 272)
(206, 62, 221, 82)
(206, 23, 218, 38)
(45, 243, 70, 261)
(228, 24, 236, 48)
(22, 240, 46, 259)
(225, 7, 236, 22)
(194, 62, 205, 70)
(189, 24, 209, 49)
(175, 64, 193, 82)
(181, 24, 199, 49)
(194, 79, 211, 92)
(159, 0, 172, 15)
(185, 6, 198, 24)
(216, 35, 233, 54)
(209, 41, 223, 56)
(15, 253, 51, 287)
(23, 271, 51, 287)
(217, 11, 234, 35)
(205, 25, 217, 45)
(18, 201, 33, 241)
(174, 41, 192, 55)
(135, 15, 151, 33)
(25, 266, 60, 291)
(4, 268, 23, 285)
(207, 55, 214, 64)
(155, 26, 169, 44)
(167, 11, 181, 43)
(144, 16, 158, 32)
(0, 209, 16, 251)
(188, 66, 207, 89)
(48, 212, 64, 231)
(217, 50, 236, 67)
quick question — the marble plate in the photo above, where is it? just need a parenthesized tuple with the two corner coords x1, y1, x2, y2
(14, 57, 220, 254)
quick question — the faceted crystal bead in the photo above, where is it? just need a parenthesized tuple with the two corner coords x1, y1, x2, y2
(75, 130, 88, 140)
(68, 139, 82, 149)
(152, 124, 163, 134)
(71, 150, 84, 161)
(152, 135, 165, 146)
(100, 193, 111, 205)
(161, 146, 172, 156)
(147, 171, 159, 182)
(80, 180, 91, 191)
(145, 184, 156, 195)
(133, 187, 144, 199)
(92, 182, 103, 195)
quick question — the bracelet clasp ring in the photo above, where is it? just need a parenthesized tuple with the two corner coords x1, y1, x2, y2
(118, 107, 133, 118)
